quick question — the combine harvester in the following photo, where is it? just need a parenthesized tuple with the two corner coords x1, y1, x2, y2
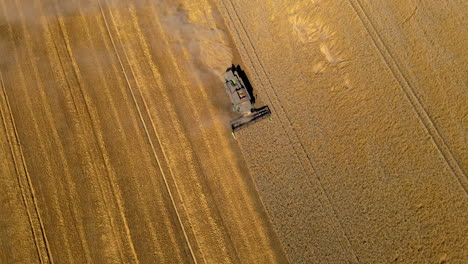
(224, 65, 271, 136)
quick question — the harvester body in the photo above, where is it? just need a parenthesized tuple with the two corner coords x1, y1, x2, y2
(224, 65, 271, 131)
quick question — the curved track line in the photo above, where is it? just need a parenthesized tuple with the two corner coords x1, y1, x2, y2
(97, 1, 198, 263)
(220, 1, 361, 263)
(348, 0, 467, 194)
(0, 72, 53, 264)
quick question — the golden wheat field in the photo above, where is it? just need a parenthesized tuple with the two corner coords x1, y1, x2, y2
(1, 0, 467, 263)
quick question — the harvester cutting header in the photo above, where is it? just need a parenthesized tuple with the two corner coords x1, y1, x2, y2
(224, 65, 271, 132)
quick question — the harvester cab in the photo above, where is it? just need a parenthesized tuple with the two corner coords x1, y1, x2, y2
(224, 65, 271, 132)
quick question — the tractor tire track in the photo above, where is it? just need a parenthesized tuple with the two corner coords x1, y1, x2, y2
(53, 0, 182, 261)
(6, 1, 93, 261)
(220, 1, 361, 263)
(0, 13, 76, 264)
(48, 0, 141, 261)
(103, 2, 206, 261)
(347, 0, 467, 194)
(52, 2, 177, 259)
(44, 3, 128, 262)
(97, 1, 198, 262)
(0, 72, 53, 264)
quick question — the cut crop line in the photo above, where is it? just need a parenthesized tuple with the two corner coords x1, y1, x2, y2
(221, 1, 361, 263)
(97, 1, 198, 263)
(0, 72, 53, 264)
(348, 0, 467, 194)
